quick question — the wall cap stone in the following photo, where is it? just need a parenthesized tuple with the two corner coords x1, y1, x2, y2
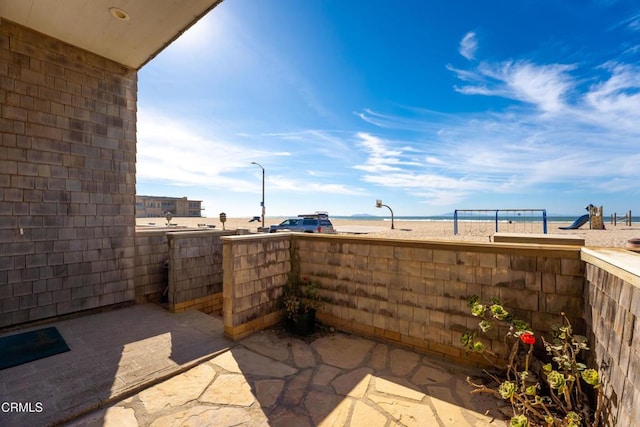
(581, 248, 640, 288)
(494, 232, 585, 246)
(167, 230, 237, 240)
(290, 234, 582, 258)
(221, 233, 291, 242)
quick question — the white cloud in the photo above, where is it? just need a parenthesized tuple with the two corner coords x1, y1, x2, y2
(584, 63, 640, 118)
(611, 13, 640, 32)
(451, 61, 576, 113)
(265, 174, 365, 196)
(266, 129, 354, 160)
(137, 110, 284, 192)
(137, 110, 368, 199)
(459, 32, 478, 60)
(425, 156, 445, 165)
(354, 52, 640, 204)
(353, 132, 423, 173)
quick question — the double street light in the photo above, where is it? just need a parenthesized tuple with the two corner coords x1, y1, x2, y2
(250, 162, 265, 229)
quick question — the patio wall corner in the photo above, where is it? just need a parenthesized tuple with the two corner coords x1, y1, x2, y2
(222, 233, 291, 340)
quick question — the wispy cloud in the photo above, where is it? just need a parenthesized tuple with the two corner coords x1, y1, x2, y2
(137, 110, 286, 192)
(449, 61, 576, 113)
(265, 129, 354, 160)
(353, 132, 423, 173)
(355, 52, 640, 203)
(356, 108, 449, 133)
(266, 174, 366, 195)
(137, 110, 367, 198)
(459, 32, 478, 60)
(610, 13, 640, 32)
(583, 62, 640, 130)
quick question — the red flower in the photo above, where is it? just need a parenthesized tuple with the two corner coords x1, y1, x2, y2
(520, 332, 536, 345)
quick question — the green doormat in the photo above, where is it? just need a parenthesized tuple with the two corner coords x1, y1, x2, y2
(0, 327, 70, 370)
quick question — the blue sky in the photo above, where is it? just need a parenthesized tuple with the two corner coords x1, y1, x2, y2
(136, 0, 640, 217)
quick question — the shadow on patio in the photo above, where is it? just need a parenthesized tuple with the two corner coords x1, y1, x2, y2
(66, 325, 506, 426)
(0, 304, 231, 426)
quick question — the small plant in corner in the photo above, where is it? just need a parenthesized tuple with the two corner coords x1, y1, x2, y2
(282, 277, 324, 335)
(461, 296, 603, 427)
(283, 277, 323, 320)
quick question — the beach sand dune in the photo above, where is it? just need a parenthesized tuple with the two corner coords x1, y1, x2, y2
(136, 217, 640, 249)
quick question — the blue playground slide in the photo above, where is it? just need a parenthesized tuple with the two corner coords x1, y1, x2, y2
(559, 214, 590, 230)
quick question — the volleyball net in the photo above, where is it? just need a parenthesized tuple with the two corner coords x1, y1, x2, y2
(453, 209, 547, 235)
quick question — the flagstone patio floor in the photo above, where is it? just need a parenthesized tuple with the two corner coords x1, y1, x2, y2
(0, 304, 506, 426)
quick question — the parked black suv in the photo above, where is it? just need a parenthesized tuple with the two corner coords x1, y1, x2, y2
(269, 213, 335, 233)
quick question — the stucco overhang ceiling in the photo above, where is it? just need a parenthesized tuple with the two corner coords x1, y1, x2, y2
(0, 0, 223, 69)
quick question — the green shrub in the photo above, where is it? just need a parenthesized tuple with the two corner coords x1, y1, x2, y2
(462, 296, 603, 426)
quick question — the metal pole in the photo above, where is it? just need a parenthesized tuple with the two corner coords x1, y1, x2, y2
(375, 200, 394, 229)
(454, 210, 458, 235)
(383, 204, 395, 229)
(251, 162, 265, 229)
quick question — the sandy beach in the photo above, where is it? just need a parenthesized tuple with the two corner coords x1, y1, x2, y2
(136, 216, 640, 249)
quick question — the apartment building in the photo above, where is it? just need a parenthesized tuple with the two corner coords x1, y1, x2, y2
(135, 196, 203, 218)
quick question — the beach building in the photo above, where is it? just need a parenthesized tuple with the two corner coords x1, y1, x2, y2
(1, 2, 639, 425)
(135, 195, 203, 218)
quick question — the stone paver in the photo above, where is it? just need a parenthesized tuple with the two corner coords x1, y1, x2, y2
(102, 407, 138, 427)
(374, 376, 426, 401)
(255, 379, 285, 407)
(351, 400, 387, 426)
(138, 364, 216, 413)
(65, 327, 506, 426)
(311, 334, 375, 369)
(1, 304, 507, 426)
(312, 364, 341, 386)
(389, 348, 421, 377)
(331, 367, 372, 397)
(291, 340, 316, 368)
(369, 394, 436, 426)
(200, 373, 256, 406)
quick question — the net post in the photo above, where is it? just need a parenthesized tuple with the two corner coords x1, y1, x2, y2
(454, 210, 458, 235)
(542, 209, 547, 234)
(495, 209, 499, 233)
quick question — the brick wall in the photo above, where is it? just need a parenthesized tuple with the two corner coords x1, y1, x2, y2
(294, 235, 585, 363)
(582, 248, 640, 427)
(134, 230, 169, 304)
(166, 230, 239, 314)
(218, 233, 639, 426)
(222, 234, 291, 340)
(221, 233, 586, 358)
(0, 21, 137, 327)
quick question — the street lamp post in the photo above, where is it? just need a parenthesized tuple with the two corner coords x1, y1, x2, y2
(375, 199, 395, 229)
(250, 162, 265, 229)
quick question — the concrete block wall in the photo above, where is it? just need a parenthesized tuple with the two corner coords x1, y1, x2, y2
(134, 230, 169, 303)
(582, 249, 640, 427)
(0, 21, 137, 327)
(294, 235, 585, 364)
(167, 230, 245, 314)
(220, 234, 639, 424)
(220, 233, 585, 359)
(222, 233, 291, 340)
